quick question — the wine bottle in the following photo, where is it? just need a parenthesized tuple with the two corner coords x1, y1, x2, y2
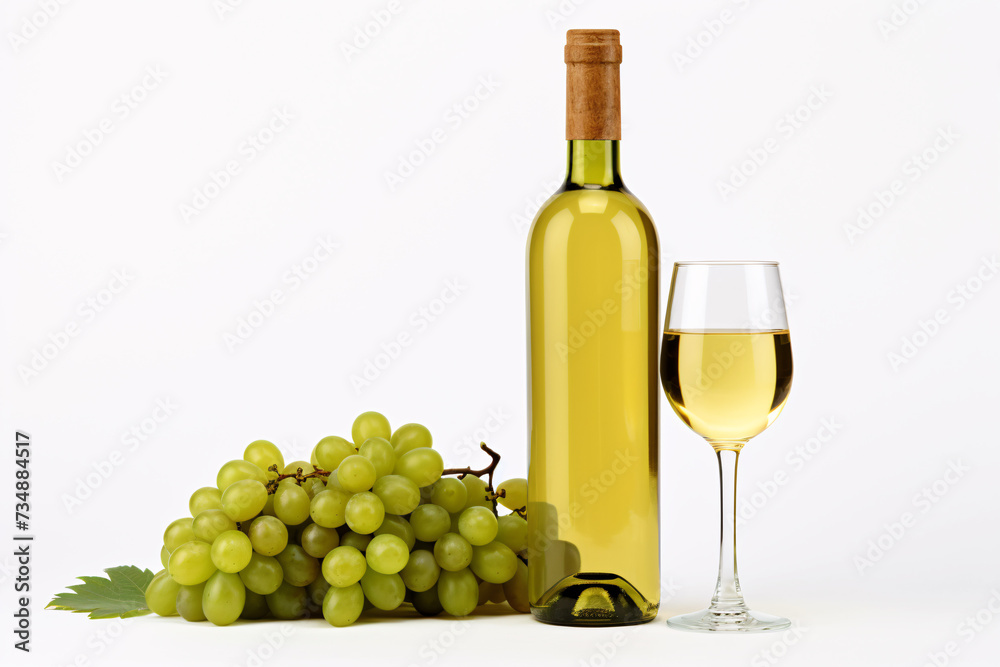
(526, 29, 660, 626)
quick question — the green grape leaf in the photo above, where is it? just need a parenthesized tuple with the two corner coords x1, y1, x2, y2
(47, 566, 155, 619)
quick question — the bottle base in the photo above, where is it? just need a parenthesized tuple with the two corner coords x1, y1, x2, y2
(530, 572, 659, 627)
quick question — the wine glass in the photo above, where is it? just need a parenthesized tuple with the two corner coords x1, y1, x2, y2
(660, 261, 793, 632)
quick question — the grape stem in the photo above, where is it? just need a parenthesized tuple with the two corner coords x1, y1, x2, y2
(441, 442, 502, 515)
(265, 465, 330, 494)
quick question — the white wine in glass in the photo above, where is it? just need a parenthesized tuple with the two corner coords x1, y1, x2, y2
(661, 261, 793, 632)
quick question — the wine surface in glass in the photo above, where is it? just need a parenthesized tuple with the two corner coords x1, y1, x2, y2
(660, 330, 792, 443)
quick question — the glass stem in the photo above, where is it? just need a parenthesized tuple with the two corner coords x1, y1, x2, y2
(709, 445, 747, 615)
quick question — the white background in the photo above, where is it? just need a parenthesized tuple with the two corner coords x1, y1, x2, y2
(2, 1, 999, 666)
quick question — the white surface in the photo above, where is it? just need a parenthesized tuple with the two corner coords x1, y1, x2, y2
(2, 1, 998, 665)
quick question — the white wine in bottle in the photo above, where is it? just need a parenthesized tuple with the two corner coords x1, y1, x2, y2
(526, 29, 660, 626)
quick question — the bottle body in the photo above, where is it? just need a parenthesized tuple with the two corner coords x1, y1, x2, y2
(526, 140, 660, 625)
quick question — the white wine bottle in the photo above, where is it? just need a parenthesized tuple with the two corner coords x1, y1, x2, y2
(526, 29, 660, 626)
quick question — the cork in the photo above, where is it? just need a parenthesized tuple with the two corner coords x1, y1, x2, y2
(565, 29, 622, 140)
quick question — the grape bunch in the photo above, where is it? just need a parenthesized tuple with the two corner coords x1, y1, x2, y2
(144, 411, 529, 626)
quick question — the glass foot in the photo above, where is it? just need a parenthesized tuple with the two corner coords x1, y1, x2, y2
(666, 607, 791, 633)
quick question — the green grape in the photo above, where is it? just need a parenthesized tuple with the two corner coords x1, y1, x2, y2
(159, 545, 170, 569)
(478, 581, 504, 605)
(309, 488, 351, 528)
(458, 506, 498, 546)
(239, 552, 283, 595)
(285, 516, 311, 545)
(282, 460, 314, 475)
(260, 493, 277, 517)
(461, 475, 492, 509)
(307, 577, 331, 608)
(389, 423, 432, 457)
(276, 544, 320, 587)
(372, 474, 420, 515)
(322, 582, 364, 627)
(322, 545, 367, 587)
(325, 473, 346, 493)
(176, 582, 207, 621)
(359, 437, 396, 478)
(303, 477, 326, 498)
(496, 514, 528, 553)
(359, 569, 405, 610)
(365, 534, 409, 575)
(300, 523, 340, 558)
(144, 569, 180, 616)
(266, 581, 308, 620)
(337, 455, 376, 493)
(410, 504, 451, 542)
(217, 459, 267, 491)
(241, 590, 270, 619)
(433, 533, 473, 571)
(429, 478, 467, 514)
(374, 515, 415, 550)
(163, 518, 196, 552)
(496, 478, 527, 510)
(470, 541, 518, 584)
(221, 479, 268, 522)
(339, 531, 371, 552)
(412, 585, 443, 616)
(248, 515, 288, 556)
(399, 549, 440, 592)
(168, 541, 217, 585)
(193, 509, 238, 543)
(345, 491, 385, 535)
(352, 411, 391, 445)
(189, 487, 223, 516)
(437, 568, 478, 616)
(502, 558, 529, 612)
(274, 483, 311, 526)
(313, 436, 355, 472)
(489, 581, 507, 603)
(243, 439, 284, 477)
(202, 571, 246, 626)
(393, 447, 444, 487)
(211, 530, 253, 573)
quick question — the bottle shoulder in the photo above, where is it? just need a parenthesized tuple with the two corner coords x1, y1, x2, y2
(527, 185, 658, 246)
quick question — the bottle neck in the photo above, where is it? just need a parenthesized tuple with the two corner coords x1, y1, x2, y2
(566, 139, 623, 189)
